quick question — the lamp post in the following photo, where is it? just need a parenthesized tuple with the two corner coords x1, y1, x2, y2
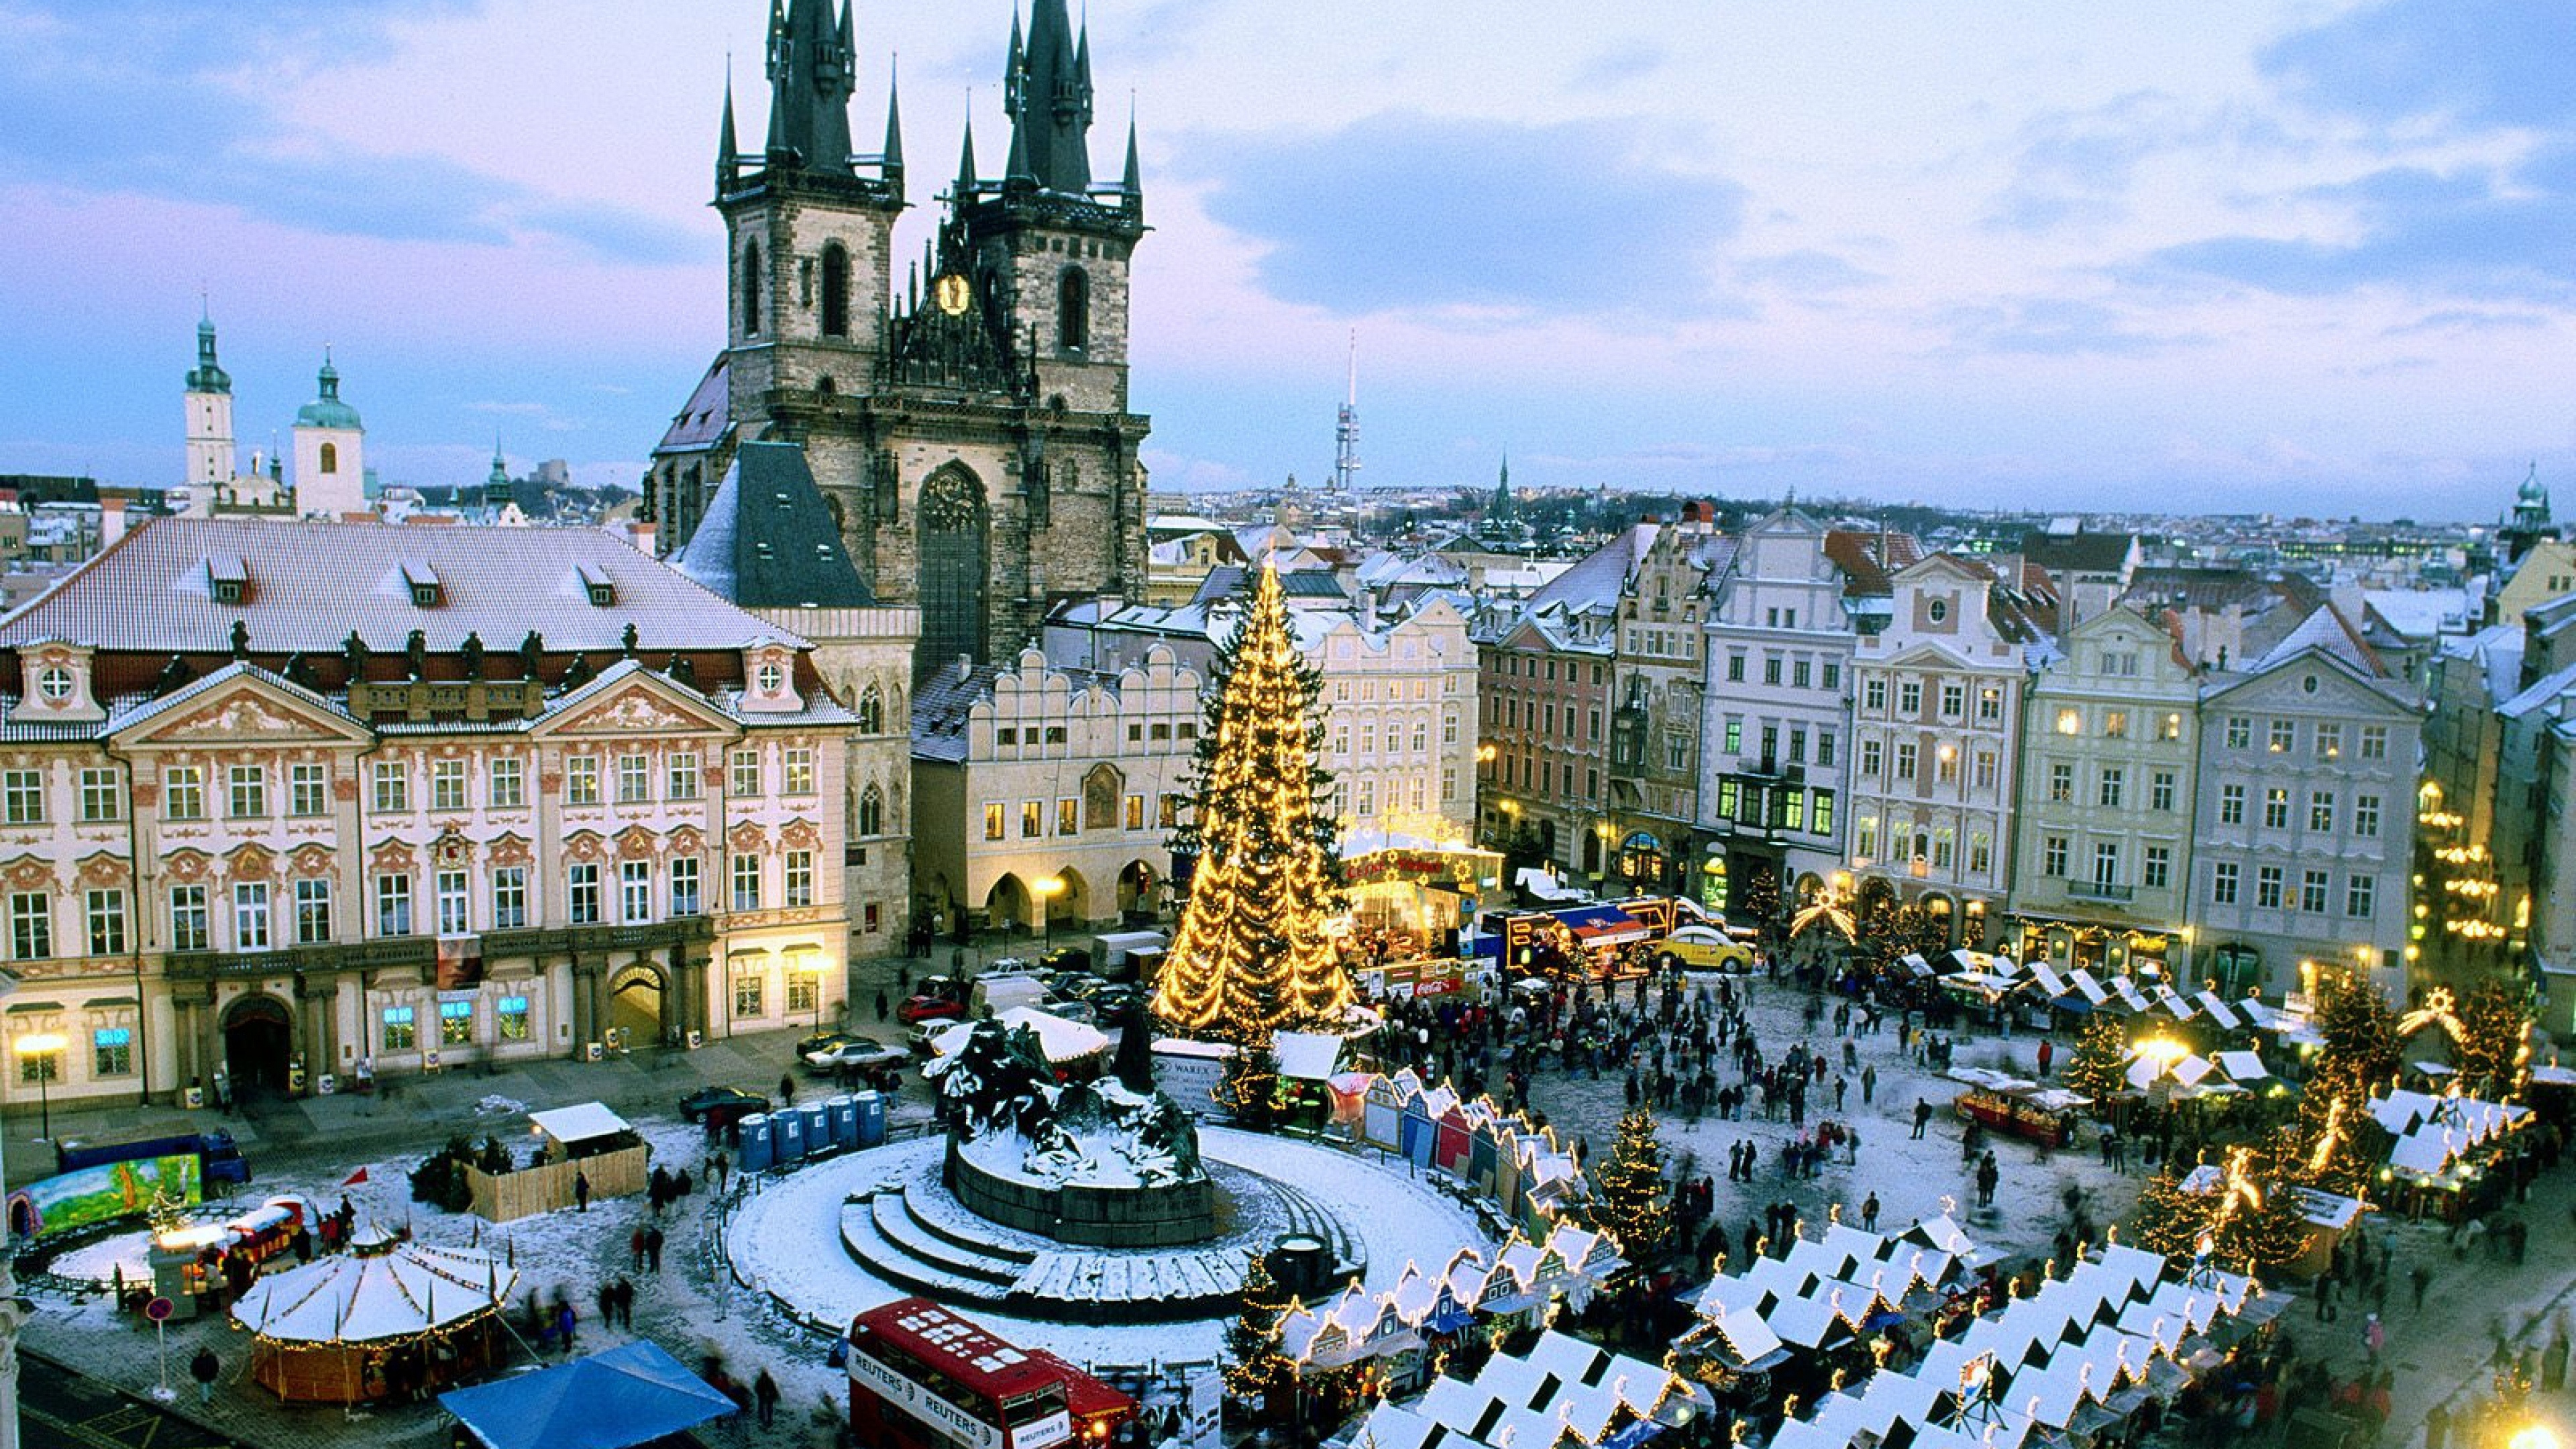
(13, 1033, 63, 1142)
(1034, 876, 1065, 949)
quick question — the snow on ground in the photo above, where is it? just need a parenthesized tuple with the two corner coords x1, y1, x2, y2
(1517, 976, 2144, 1260)
(726, 1123, 1492, 1373)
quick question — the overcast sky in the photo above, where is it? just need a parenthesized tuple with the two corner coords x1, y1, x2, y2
(1, 0, 2569, 519)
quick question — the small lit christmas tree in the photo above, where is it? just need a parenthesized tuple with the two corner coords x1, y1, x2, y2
(2314, 969, 2402, 1089)
(1590, 1106, 1672, 1263)
(1155, 564, 1354, 1039)
(2449, 980, 2535, 1102)
(1224, 1252, 1296, 1419)
(1221, 1036, 1283, 1130)
(2129, 1146, 2310, 1274)
(2063, 1013, 2131, 1112)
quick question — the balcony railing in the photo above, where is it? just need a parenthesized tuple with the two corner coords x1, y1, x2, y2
(2068, 879, 2135, 902)
(164, 934, 438, 979)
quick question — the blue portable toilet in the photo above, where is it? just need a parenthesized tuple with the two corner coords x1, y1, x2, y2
(826, 1095, 858, 1148)
(738, 1114, 774, 1173)
(800, 1103, 832, 1155)
(854, 1090, 886, 1146)
(774, 1106, 807, 1164)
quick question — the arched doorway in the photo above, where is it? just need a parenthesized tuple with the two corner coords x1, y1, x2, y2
(985, 873, 1032, 932)
(606, 963, 667, 1047)
(916, 467, 989, 673)
(1051, 867, 1093, 928)
(1116, 859, 1161, 921)
(223, 993, 294, 1092)
(1617, 831, 1665, 896)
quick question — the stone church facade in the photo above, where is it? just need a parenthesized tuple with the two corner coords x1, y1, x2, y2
(648, 0, 1150, 678)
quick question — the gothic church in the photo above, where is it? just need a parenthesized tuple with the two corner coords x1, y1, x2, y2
(648, 0, 1150, 678)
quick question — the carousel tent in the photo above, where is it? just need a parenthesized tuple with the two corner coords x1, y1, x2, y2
(441, 1340, 738, 1449)
(231, 1233, 516, 1403)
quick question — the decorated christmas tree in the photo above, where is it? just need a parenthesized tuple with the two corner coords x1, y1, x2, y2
(2129, 1146, 2310, 1275)
(1589, 1106, 1672, 1263)
(1224, 1252, 1297, 1418)
(2447, 980, 2535, 1102)
(1154, 564, 1354, 1040)
(2062, 1013, 2131, 1112)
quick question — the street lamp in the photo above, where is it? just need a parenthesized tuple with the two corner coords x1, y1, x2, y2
(14, 1032, 64, 1141)
(1034, 876, 1066, 948)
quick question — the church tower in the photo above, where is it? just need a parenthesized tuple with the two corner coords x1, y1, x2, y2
(716, 0, 905, 412)
(290, 354, 366, 518)
(184, 312, 236, 488)
(663, 0, 1150, 679)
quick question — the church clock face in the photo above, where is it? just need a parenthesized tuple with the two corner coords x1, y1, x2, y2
(933, 272, 972, 316)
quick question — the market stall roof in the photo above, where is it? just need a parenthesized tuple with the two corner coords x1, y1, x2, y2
(1513, 867, 1589, 904)
(1274, 1031, 1347, 1083)
(2214, 1050, 2269, 1083)
(235, 1242, 515, 1345)
(931, 1008, 1110, 1064)
(1556, 904, 1648, 947)
(440, 1340, 736, 1449)
(527, 1102, 631, 1146)
(2196, 992, 2243, 1030)
(2534, 1063, 2576, 1087)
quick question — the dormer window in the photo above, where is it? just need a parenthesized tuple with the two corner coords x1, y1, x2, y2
(401, 559, 442, 607)
(576, 562, 614, 607)
(36, 667, 72, 702)
(208, 554, 249, 605)
(756, 662, 786, 694)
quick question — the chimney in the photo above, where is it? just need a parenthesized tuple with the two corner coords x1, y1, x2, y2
(624, 519, 657, 556)
(100, 496, 127, 548)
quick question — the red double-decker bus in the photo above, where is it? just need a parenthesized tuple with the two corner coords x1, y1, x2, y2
(847, 1299, 1134, 1449)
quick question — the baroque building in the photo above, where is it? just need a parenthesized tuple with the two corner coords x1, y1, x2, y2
(0, 519, 862, 1108)
(647, 0, 1150, 677)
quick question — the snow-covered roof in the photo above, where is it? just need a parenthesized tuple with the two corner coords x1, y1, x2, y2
(529, 1102, 631, 1145)
(234, 1242, 515, 1344)
(1274, 1031, 1346, 1082)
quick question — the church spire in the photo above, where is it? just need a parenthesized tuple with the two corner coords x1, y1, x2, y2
(1009, 0, 1093, 192)
(763, 0, 857, 174)
(1120, 99, 1142, 215)
(880, 57, 904, 185)
(716, 64, 741, 195)
(955, 110, 979, 199)
(188, 308, 231, 395)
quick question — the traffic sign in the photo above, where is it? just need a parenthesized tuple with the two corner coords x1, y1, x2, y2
(144, 1297, 172, 1322)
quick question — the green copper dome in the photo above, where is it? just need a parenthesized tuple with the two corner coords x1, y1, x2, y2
(294, 357, 363, 430)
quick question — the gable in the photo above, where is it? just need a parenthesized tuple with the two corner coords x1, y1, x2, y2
(537, 675, 738, 739)
(2203, 652, 2416, 718)
(113, 673, 370, 749)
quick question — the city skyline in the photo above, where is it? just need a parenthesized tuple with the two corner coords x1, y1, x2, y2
(0, 0, 2568, 520)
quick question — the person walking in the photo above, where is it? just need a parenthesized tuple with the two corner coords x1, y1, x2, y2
(630, 1226, 648, 1273)
(2363, 1312, 2384, 1362)
(1862, 1193, 1880, 1232)
(2410, 1263, 2431, 1313)
(753, 1367, 782, 1428)
(2544, 1331, 2569, 1393)
(778, 1073, 796, 1106)
(1912, 1099, 1933, 1140)
(2036, 1039, 2054, 1078)
(875, 988, 890, 1022)
(597, 1283, 617, 1334)
(645, 1226, 665, 1273)
(190, 1346, 220, 1405)
(614, 1276, 636, 1330)
(712, 1151, 731, 1193)
(574, 1171, 591, 1213)
(1862, 1063, 1876, 1104)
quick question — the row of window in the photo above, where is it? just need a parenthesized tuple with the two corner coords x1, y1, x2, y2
(2214, 785, 2383, 837)
(2046, 706, 2186, 741)
(2037, 836, 2177, 892)
(1712, 782, 1835, 837)
(1718, 718, 1837, 769)
(2208, 863, 2378, 917)
(1334, 713, 1462, 758)
(1858, 676, 2007, 722)
(1497, 753, 1597, 801)
(13, 1025, 135, 1083)
(378, 996, 535, 1051)
(5, 853, 814, 961)
(1722, 652, 1842, 692)
(12, 747, 822, 828)
(1491, 696, 1602, 743)
(1495, 655, 1604, 687)
(1858, 737, 2001, 790)
(983, 795, 1181, 841)
(1329, 771, 1451, 819)
(1852, 818, 1996, 878)
(2042, 761, 2182, 812)
(2218, 716, 2389, 760)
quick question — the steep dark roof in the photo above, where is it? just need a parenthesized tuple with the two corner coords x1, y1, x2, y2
(670, 441, 874, 609)
(0, 517, 806, 655)
(2018, 529, 2136, 572)
(909, 659, 1009, 762)
(1192, 566, 1350, 606)
(654, 356, 732, 456)
(1823, 529, 1922, 598)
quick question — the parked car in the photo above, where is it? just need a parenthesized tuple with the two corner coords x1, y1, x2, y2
(794, 1028, 863, 1059)
(898, 993, 967, 1024)
(1038, 945, 1091, 973)
(804, 1038, 908, 1073)
(678, 1085, 769, 1128)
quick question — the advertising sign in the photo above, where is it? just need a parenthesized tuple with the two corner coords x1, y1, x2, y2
(847, 1344, 1069, 1449)
(11, 1153, 203, 1238)
(1183, 1368, 1222, 1449)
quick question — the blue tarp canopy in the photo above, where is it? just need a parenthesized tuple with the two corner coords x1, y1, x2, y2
(440, 1341, 738, 1449)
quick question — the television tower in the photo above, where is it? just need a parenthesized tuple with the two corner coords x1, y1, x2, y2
(1332, 329, 1360, 493)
